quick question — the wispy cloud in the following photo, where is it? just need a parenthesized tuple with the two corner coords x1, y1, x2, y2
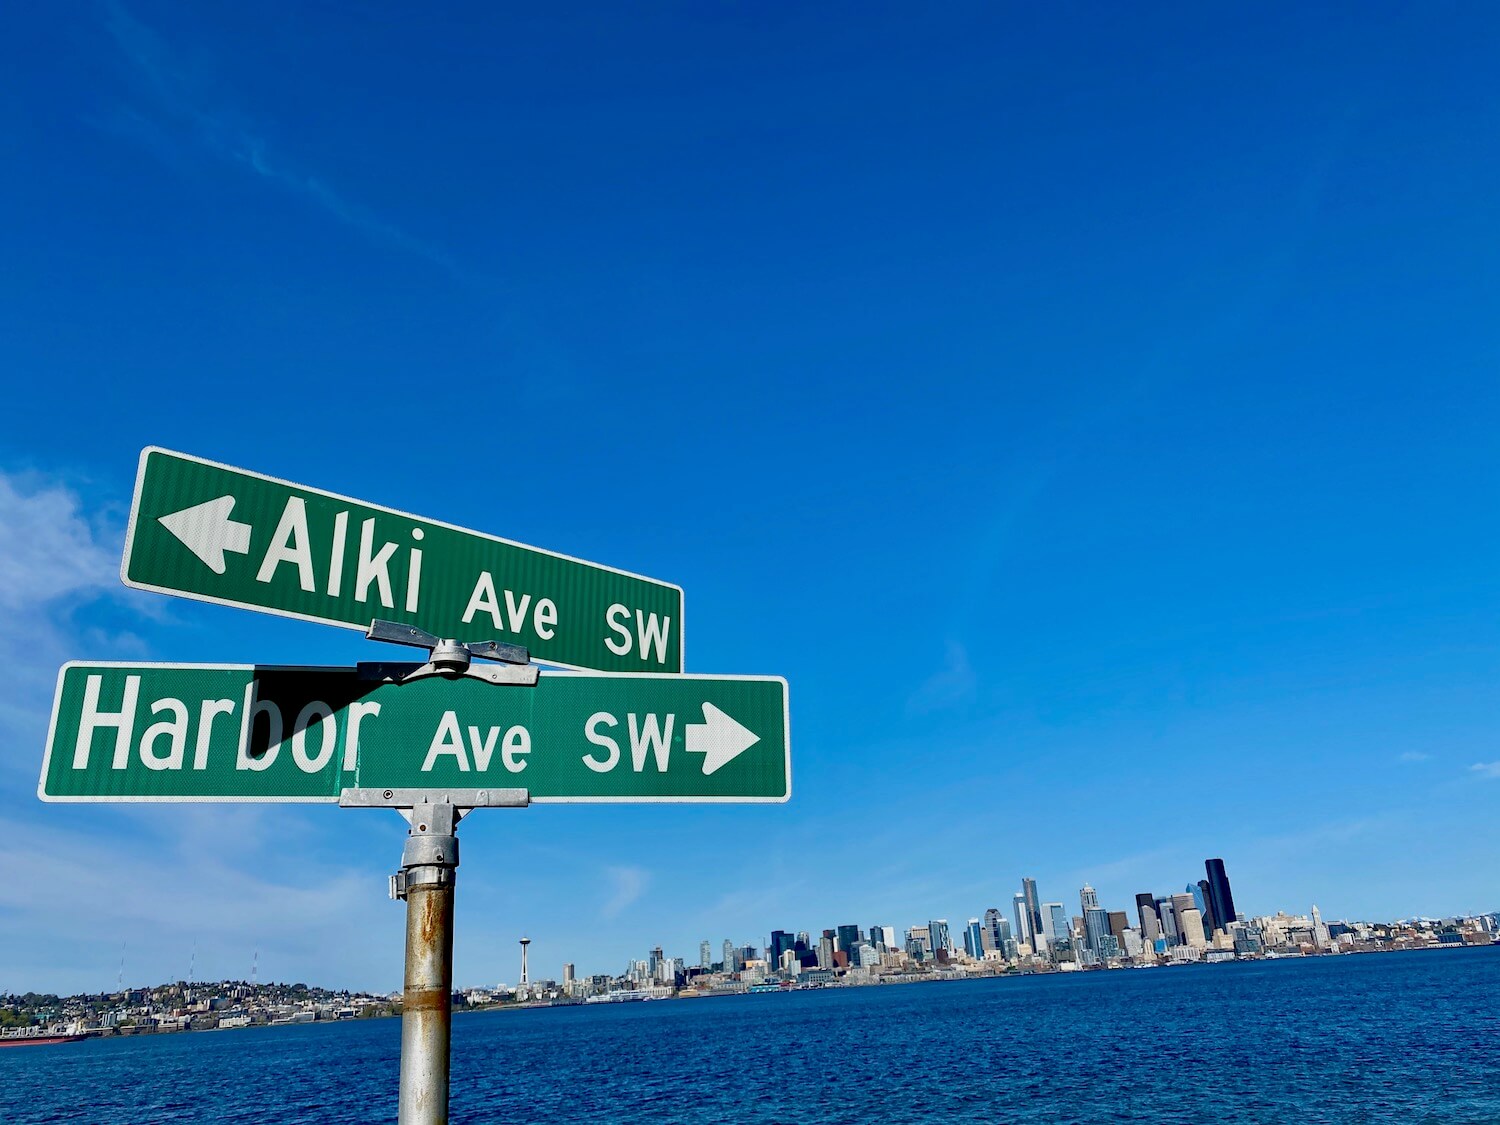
(905, 640, 977, 716)
(0, 470, 137, 758)
(0, 473, 118, 610)
(99, 1, 457, 272)
(1470, 762, 1500, 780)
(601, 865, 649, 919)
(1398, 751, 1432, 764)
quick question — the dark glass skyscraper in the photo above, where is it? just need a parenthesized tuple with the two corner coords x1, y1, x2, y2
(1205, 857, 1237, 931)
(1021, 878, 1045, 950)
(770, 930, 796, 967)
(1135, 893, 1161, 943)
(836, 924, 862, 956)
(1197, 879, 1218, 935)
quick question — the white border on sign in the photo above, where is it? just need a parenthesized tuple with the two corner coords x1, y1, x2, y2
(118, 447, 687, 675)
(38, 663, 790, 805)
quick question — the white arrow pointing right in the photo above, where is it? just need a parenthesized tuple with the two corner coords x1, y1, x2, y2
(158, 495, 253, 575)
(686, 703, 761, 776)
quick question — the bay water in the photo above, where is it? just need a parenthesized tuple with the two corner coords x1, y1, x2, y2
(5, 948, 1498, 1123)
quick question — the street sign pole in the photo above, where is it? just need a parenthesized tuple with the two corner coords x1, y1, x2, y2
(341, 787, 527, 1125)
(340, 621, 537, 1125)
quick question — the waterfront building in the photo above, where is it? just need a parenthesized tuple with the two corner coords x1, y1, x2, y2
(1136, 893, 1161, 943)
(818, 931, 836, 969)
(855, 942, 881, 969)
(1022, 879, 1047, 953)
(1205, 858, 1238, 931)
(837, 924, 862, 956)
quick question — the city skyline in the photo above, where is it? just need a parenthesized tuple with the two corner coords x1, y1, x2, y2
(491, 853, 1496, 993)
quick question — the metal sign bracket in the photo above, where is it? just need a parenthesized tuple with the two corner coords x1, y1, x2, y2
(359, 618, 540, 687)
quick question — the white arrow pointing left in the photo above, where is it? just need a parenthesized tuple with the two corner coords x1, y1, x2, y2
(686, 703, 761, 776)
(158, 496, 252, 575)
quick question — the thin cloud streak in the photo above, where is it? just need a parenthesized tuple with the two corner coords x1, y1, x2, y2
(600, 865, 649, 919)
(100, 1, 459, 273)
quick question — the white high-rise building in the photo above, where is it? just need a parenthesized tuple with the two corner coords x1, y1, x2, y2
(1180, 908, 1207, 948)
(1013, 893, 1033, 951)
(1312, 905, 1330, 949)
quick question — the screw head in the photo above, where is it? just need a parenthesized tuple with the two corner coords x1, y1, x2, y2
(382, 790, 394, 800)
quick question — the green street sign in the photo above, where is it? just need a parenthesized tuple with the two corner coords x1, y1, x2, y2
(40, 663, 789, 803)
(121, 448, 683, 673)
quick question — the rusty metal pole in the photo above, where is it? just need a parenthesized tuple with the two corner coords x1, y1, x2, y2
(396, 800, 459, 1125)
(341, 786, 530, 1125)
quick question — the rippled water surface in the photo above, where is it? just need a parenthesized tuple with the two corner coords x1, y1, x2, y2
(5, 948, 1499, 1123)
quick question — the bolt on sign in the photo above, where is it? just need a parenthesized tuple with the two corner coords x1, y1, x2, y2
(121, 449, 683, 673)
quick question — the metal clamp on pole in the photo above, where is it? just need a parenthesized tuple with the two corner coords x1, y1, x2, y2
(358, 619, 539, 687)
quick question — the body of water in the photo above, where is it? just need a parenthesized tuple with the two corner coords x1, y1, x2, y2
(5, 948, 1498, 1123)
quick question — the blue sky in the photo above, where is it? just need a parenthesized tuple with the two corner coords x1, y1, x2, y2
(3, 2, 1499, 993)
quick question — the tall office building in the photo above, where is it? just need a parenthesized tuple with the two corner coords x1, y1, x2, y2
(1044, 902, 1070, 951)
(700, 940, 712, 970)
(1204, 858, 1237, 932)
(1311, 905, 1330, 949)
(964, 918, 983, 958)
(1013, 893, 1033, 951)
(869, 922, 887, 951)
(1196, 880, 1218, 935)
(906, 925, 932, 961)
(928, 920, 952, 958)
(818, 930, 836, 969)
(1171, 893, 1197, 943)
(1080, 884, 1113, 956)
(1021, 879, 1046, 952)
(1107, 911, 1130, 947)
(1156, 896, 1179, 945)
(1136, 893, 1161, 943)
(981, 908, 1006, 952)
(879, 925, 898, 950)
(723, 939, 738, 973)
(769, 930, 796, 967)
(1179, 907, 1207, 948)
(836, 924, 863, 956)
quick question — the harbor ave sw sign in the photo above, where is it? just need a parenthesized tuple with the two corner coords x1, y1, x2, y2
(40, 664, 789, 803)
(121, 448, 683, 673)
